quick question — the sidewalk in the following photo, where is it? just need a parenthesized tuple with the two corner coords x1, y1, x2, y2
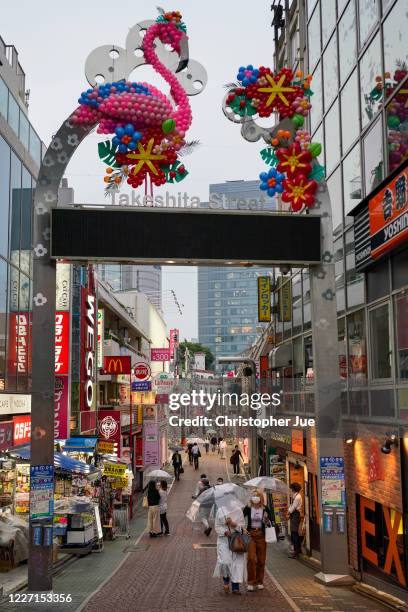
(1, 451, 392, 612)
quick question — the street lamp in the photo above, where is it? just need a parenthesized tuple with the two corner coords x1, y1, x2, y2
(218, 356, 257, 477)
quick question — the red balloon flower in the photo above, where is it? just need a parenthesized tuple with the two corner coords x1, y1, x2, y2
(282, 174, 318, 212)
(276, 141, 312, 178)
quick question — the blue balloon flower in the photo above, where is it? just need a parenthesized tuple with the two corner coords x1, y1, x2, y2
(128, 141, 137, 150)
(112, 136, 120, 147)
(118, 144, 127, 153)
(259, 166, 285, 198)
(124, 124, 135, 135)
(115, 127, 125, 138)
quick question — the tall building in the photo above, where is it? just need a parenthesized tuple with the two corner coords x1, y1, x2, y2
(98, 265, 162, 308)
(0, 36, 43, 402)
(258, 0, 407, 597)
(198, 180, 275, 365)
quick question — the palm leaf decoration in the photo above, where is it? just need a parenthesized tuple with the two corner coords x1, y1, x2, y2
(260, 147, 278, 166)
(98, 141, 121, 168)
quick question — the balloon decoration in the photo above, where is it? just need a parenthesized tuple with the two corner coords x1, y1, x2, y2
(72, 10, 198, 193)
(225, 68, 325, 212)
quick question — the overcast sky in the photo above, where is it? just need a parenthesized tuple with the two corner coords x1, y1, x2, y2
(3, 0, 275, 339)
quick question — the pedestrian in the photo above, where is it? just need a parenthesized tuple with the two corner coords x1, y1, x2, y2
(230, 445, 243, 474)
(158, 480, 170, 535)
(186, 442, 193, 465)
(204, 437, 210, 454)
(210, 435, 217, 452)
(286, 482, 302, 558)
(216, 477, 224, 485)
(172, 450, 182, 481)
(197, 477, 212, 536)
(243, 489, 273, 591)
(213, 507, 247, 595)
(191, 442, 201, 470)
(192, 474, 207, 498)
(219, 439, 227, 460)
(217, 436, 223, 454)
(146, 480, 161, 537)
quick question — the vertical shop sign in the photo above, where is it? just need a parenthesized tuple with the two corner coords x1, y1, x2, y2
(143, 421, 160, 467)
(7, 313, 31, 378)
(257, 276, 271, 322)
(81, 291, 96, 411)
(54, 312, 70, 375)
(55, 263, 71, 311)
(54, 375, 69, 440)
(97, 309, 104, 369)
(98, 410, 121, 455)
(320, 456, 345, 507)
(277, 276, 292, 322)
(368, 441, 384, 483)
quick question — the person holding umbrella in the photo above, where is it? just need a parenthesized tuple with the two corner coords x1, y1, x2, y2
(197, 478, 212, 536)
(243, 490, 273, 591)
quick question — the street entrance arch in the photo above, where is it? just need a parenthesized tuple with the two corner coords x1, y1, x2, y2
(29, 11, 348, 592)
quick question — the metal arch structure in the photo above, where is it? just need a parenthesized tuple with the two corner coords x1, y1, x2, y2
(29, 17, 208, 591)
(223, 88, 352, 584)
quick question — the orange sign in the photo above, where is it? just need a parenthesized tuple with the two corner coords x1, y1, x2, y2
(291, 429, 304, 455)
(369, 166, 408, 259)
(104, 356, 131, 374)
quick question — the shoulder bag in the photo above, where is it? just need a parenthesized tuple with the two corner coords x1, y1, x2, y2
(228, 529, 251, 553)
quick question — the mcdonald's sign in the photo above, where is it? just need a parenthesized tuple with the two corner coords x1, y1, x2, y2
(104, 356, 131, 375)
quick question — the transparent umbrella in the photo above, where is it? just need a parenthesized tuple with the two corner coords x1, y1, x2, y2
(186, 483, 250, 522)
(186, 437, 205, 444)
(146, 469, 172, 480)
(169, 445, 183, 452)
(243, 476, 287, 493)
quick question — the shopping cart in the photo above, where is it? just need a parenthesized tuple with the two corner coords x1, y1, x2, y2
(112, 503, 130, 539)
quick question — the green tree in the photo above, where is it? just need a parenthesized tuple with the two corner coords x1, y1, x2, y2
(178, 341, 215, 371)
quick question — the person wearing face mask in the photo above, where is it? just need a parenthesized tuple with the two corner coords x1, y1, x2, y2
(243, 490, 273, 591)
(213, 507, 247, 595)
(197, 478, 213, 536)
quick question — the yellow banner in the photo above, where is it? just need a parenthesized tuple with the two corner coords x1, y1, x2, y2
(103, 462, 127, 477)
(97, 441, 115, 454)
(257, 276, 271, 322)
(112, 477, 128, 489)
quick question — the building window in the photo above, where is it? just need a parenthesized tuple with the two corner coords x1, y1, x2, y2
(0, 137, 10, 258)
(338, 318, 347, 380)
(347, 309, 367, 385)
(0, 259, 7, 388)
(360, 32, 382, 127)
(358, 0, 379, 47)
(367, 258, 390, 302)
(386, 99, 407, 175)
(327, 166, 343, 233)
(7, 94, 19, 136)
(395, 290, 408, 381)
(349, 389, 369, 414)
(19, 113, 29, 150)
(302, 271, 311, 331)
(292, 273, 302, 336)
(310, 62, 323, 133)
(341, 71, 360, 154)
(392, 249, 408, 291)
(321, 0, 336, 47)
(307, 0, 318, 19)
(343, 143, 362, 215)
(323, 33, 338, 111)
(345, 228, 365, 308)
(289, 25, 299, 69)
(369, 302, 392, 379)
(325, 101, 340, 174)
(398, 388, 408, 420)
(383, 1, 408, 86)
(339, 0, 357, 84)
(308, 3, 321, 72)
(363, 118, 383, 196)
(0, 78, 8, 120)
(334, 236, 345, 314)
(312, 123, 325, 168)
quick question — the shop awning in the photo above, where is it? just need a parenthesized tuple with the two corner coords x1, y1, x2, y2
(62, 437, 98, 452)
(9, 445, 98, 474)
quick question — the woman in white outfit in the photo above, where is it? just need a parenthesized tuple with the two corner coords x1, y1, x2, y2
(213, 506, 247, 595)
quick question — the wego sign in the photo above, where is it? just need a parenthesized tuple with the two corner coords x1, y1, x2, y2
(84, 294, 95, 409)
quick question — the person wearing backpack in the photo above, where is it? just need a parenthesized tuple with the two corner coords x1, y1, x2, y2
(243, 491, 273, 591)
(213, 506, 247, 595)
(172, 450, 182, 481)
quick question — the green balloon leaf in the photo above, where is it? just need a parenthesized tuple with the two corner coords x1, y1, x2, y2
(260, 147, 278, 166)
(98, 141, 121, 168)
(308, 163, 326, 183)
(292, 114, 304, 128)
(162, 118, 176, 134)
(308, 142, 322, 158)
(163, 160, 189, 183)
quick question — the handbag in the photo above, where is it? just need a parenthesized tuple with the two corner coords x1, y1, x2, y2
(142, 496, 148, 508)
(228, 530, 251, 554)
(265, 525, 277, 543)
(179, 466, 184, 473)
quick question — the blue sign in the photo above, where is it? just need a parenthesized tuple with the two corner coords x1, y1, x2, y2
(30, 465, 54, 520)
(132, 381, 152, 391)
(320, 456, 345, 507)
(63, 437, 98, 452)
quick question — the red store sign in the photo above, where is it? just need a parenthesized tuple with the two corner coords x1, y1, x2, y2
(7, 313, 31, 377)
(0, 421, 13, 451)
(55, 311, 70, 375)
(98, 410, 121, 455)
(13, 415, 31, 445)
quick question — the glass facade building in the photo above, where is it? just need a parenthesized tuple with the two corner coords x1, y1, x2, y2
(198, 181, 276, 365)
(99, 265, 162, 308)
(271, 0, 408, 421)
(0, 37, 42, 393)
